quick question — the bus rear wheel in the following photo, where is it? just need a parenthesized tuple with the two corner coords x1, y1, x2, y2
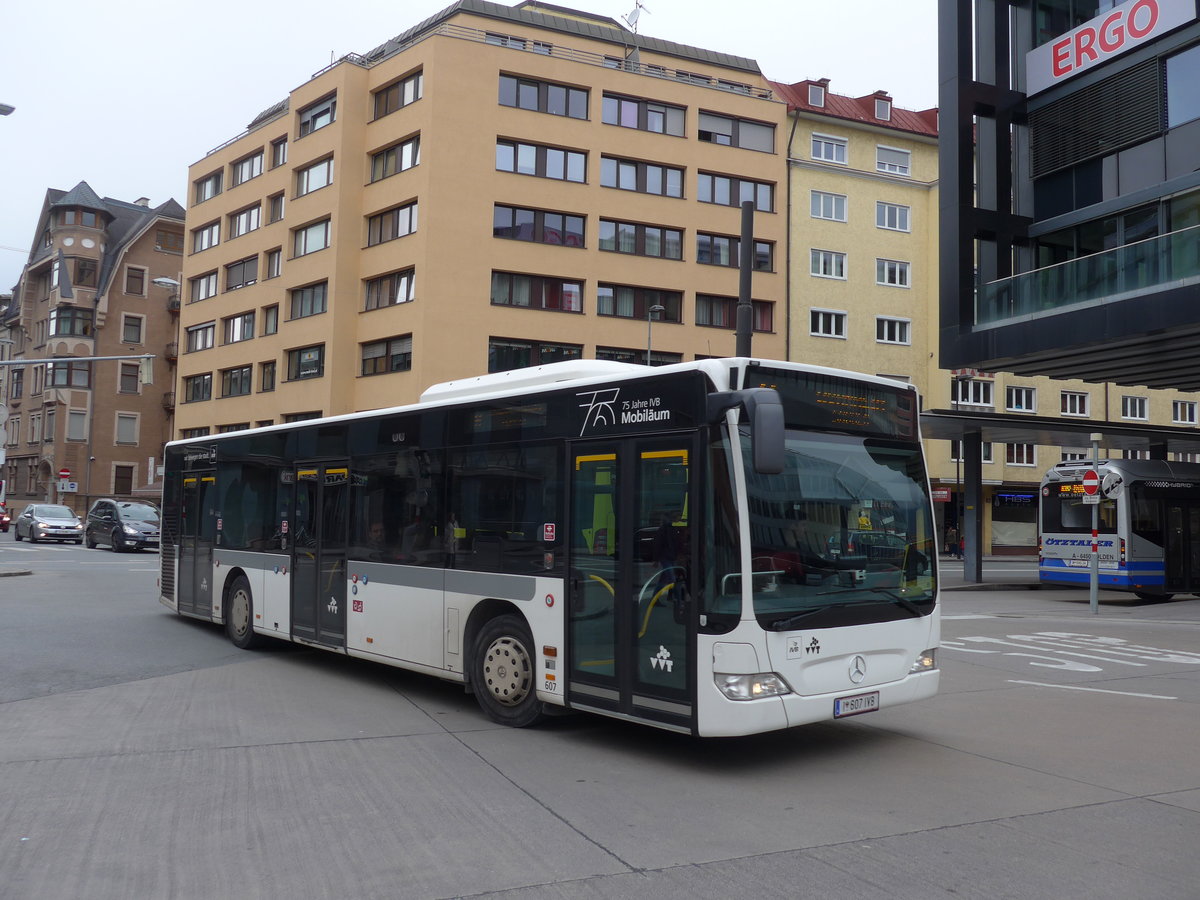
(472, 615, 544, 728)
(1134, 592, 1175, 602)
(225, 575, 263, 650)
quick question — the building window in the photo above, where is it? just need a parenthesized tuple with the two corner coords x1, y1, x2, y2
(371, 136, 420, 181)
(953, 378, 994, 407)
(876, 258, 910, 287)
(49, 307, 93, 337)
(696, 295, 773, 331)
(875, 98, 892, 121)
(121, 316, 142, 345)
(260, 361, 276, 393)
(1174, 400, 1198, 425)
(194, 171, 222, 203)
(696, 233, 772, 270)
(283, 412, 322, 423)
(951, 441, 995, 463)
(1121, 395, 1148, 420)
(186, 322, 215, 352)
(810, 309, 847, 338)
(46, 360, 90, 388)
(697, 112, 774, 151)
(1060, 391, 1089, 417)
(597, 285, 683, 321)
(298, 95, 336, 136)
(494, 205, 585, 247)
(875, 317, 911, 344)
(599, 219, 680, 258)
(225, 256, 258, 290)
(270, 136, 288, 168)
(125, 267, 146, 296)
(498, 140, 586, 183)
(287, 345, 325, 380)
(113, 465, 135, 495)
(183, 373, 212, 402)
(877, 202, 911, 231)
(876, 145, 911, 176)
(368, 202, 418, 246)
(118, 363, 140, 394)
(374, 70, 423, 119)
(361, 335, 413, 375)
(223, 312, 255, 344)
(601, 92, 683, 134)
(67, 410, 86, 441)
(293, 219, 331, 257)
(808, 84, 825, 107)
(73, 258, 98, 288)
(812, 134, 847, 164)
(268, 193, 285, 223)
(1061, 449, 1088, 462)
(364, 270, 415, 310)
(265, 248, 282, 279)
(10, 369, 22, 399)
(228, 204, 261, 238)
(190, 272, 217, 302)
(217, 424, 251, 433)
(116, 413, 138, 444)
(490, 272, 582, 312)
(501, 75, 588, 118)
(597, 346, 683, 367)
(1166, 44, 1200, 128)
(810, 249, 847, 279)
(600, 156, 683, 196)
(1006, 386, 1036, 412)
(193, 221, 219, 252)
(296, 158, 333, 196)
(157, 230, 184, 254)
(697, 172, 773, 211)
(261, 305, 279, 335)
(27, 414, 40, 444)
(488, 337, 582, 373)
(1006, 443, 1036, 466)
(43, 408, 56, 442)
(290, 282, 328, 319)
(221, 366, 253, 398)
(231, 151, 264, 186)
(811, 191, 846, 221)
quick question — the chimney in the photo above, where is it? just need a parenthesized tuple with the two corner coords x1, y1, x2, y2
(135, 197, 150, 207)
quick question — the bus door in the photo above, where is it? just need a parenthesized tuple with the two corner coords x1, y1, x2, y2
(1163, 501, 1200, 593)
(566, 438, 694, 730)
(179, 472, 216, 616)
(290, 464, 349, 647)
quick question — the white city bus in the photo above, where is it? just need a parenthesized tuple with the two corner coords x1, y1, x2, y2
(1039, 459, 1200, 599)
(160, 358, 939, 737)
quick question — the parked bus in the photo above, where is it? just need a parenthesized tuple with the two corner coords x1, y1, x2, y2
(160, 358, 939, 737)
(1039, 459, 1200, 599)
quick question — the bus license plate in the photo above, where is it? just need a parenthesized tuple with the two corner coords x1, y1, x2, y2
(834, 691, 879, 718)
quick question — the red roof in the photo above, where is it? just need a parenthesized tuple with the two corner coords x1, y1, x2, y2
(772, 79, 938, 138)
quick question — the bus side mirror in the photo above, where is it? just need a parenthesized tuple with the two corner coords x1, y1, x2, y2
(707, 388, 785, 475)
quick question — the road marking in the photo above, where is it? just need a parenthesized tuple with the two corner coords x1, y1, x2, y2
(1008, 680, 1177, 700)
(943, 615, 998, 620)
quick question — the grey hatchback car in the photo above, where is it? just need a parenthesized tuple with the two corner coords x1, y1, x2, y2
(13, 504, 84, 543)
(85, 499, 160, 552)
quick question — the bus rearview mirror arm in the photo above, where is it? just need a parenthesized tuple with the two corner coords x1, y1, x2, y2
(707, 388, 785, 475)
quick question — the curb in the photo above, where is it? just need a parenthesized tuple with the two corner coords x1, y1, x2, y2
(0, 569, 33, 577)
(942, 582, 1043, 592)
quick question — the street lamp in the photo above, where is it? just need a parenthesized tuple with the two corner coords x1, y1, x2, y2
(0, 104, 14, 116)
(645, 303, 665, 365)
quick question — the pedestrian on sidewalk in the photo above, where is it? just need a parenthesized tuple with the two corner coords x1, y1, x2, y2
(946, 524, 960, 559)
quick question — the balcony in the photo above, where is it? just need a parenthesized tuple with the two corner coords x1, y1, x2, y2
(164, 342, 178, 361)
(977, 223, 1200, 326)
(167, 295, 181, 313)
(162, 391, 175, 410)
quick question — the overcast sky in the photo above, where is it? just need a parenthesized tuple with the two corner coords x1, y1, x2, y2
(0, 0, 938, 291)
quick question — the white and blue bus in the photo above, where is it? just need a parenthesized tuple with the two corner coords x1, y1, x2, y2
(159, 358, 939, 737)
(1039, 459, 1200, 599)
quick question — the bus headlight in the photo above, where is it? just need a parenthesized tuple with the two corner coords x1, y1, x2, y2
(909, 649, 937, 673)
(715, 672, 792, 701)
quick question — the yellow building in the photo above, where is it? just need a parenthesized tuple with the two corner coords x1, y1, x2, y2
(174, 0, 788, 436)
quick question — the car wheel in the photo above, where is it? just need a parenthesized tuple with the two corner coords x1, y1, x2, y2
(85, 530, 97, 549)
(225, 575, 263, 650)
(470, 614, 544, 728)
(110, 528, 124, 552)
(14, 528, 22, 542)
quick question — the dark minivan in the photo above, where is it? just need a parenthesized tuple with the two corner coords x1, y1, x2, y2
(86, 499, 160, 552)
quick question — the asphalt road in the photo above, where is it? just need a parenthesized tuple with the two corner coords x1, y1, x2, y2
(2, 542, 1199, 899)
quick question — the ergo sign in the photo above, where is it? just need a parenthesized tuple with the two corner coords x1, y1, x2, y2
(1026, 0, 1196, 96)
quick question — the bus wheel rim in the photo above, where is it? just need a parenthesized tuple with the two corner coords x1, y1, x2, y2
(231, 590, 250, 637)
(482, 636, 532, 706)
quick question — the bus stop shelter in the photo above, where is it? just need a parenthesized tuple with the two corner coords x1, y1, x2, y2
(919, 410, 1200, 583)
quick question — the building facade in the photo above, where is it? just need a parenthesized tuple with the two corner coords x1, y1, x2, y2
(175, 0, 789, 436)
(2, 182, 185, 514)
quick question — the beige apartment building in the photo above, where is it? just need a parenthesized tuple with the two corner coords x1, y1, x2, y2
(175, 0, 788, 436)
(2, 182, 185, 513)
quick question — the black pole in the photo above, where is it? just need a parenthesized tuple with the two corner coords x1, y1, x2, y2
(735, 200, 754, 357)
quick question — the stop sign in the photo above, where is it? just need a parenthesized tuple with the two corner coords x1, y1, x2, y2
(1082, 469, 1100, 495)
(58, 468, 71, 479)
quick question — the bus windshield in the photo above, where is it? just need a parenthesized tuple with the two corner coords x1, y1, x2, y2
(734, 429, 936, 630)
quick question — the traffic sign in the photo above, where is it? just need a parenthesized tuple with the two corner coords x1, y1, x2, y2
(1081, 470, 1099, 495)
(58, 467, 71, 479)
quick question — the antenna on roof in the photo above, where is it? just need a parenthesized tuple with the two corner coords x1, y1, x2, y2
(622, 1, 648, 33)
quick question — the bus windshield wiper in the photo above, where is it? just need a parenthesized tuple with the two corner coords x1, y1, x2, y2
(816, 587, 927, 617)
(767, 604, 846, 631)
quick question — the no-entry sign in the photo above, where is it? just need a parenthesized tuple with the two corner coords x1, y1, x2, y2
(1082, 470, 1100, 495)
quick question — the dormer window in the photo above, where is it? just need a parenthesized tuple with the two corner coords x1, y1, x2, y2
(875, 97, 892, 121)
(808, 84, 825, 107)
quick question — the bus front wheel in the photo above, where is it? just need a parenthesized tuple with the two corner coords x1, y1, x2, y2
(225, 575, 264, 650)
(472, 615, 544, 728)
(1134, 592, 1175, 602)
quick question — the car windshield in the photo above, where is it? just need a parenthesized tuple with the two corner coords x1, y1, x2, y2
(36, 505, 76, 518)
(118, 503, 159, 523)
(724, 430, 937, 630)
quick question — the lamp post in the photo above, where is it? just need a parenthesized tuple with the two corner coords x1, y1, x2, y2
(645, 303, 665, 365)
